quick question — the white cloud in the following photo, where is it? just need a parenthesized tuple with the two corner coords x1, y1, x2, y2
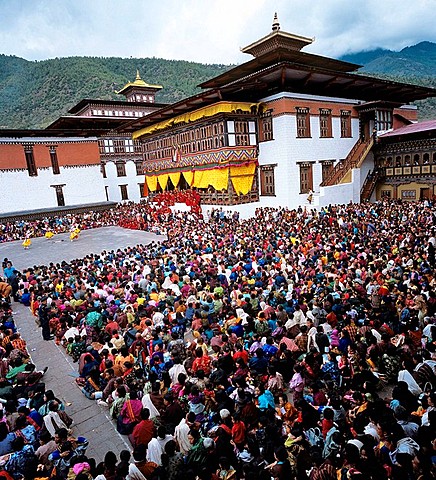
(0, 0, 434, 64)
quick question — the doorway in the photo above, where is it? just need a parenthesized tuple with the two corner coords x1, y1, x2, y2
(420, 187, 430, 200)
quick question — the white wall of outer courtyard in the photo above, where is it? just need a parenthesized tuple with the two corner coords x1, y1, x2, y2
(104, 160, 145, 203)
(258, 112, 360, 210)
(0, 165, 106, 213)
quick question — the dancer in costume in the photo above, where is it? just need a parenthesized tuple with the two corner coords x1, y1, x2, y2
(22, 231, 32, 249)
(70, 227, 81, 241)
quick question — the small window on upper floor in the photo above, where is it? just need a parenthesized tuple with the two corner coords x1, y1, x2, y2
(125, 139, 134, 153)
(116, 162, 126, 177)
(340, 110, 352, 138)
(319, 109, 332, 138)
(296, 108, 311, 138)
(103, 139, 114, 153)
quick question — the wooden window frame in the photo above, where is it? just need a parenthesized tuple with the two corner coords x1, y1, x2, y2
(116, 162, 126, 177)
(259, 164, 277, 196)
(299, 163, 313, 194)
(49, 146, 60, 175)
(319, 109, 332, 138)
(260, 111, 273, 142)
(119, 184, 129, 200)
(321, 160, 334, 183)
(24, 145, 37, 177)
(340, 110, 352, 138)
(296, 108, 311, 138)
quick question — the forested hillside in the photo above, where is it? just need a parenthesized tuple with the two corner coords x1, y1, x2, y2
(0, 55, 230, 129)
(0, 41, 435, 129)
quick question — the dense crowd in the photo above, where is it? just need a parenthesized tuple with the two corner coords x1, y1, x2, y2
(0, 197, 435, 480)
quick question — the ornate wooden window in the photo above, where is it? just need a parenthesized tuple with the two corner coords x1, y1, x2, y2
(259, 164, 276, 196)
(321, 161, 334, 183)
(49, 146, 60, 175)
(299, 163, 313, 193)
(119, 184, 128, 200)
(116, 162, 126, 177)
(296, 108, 311, 138)
(340, 110, 352, 138)
(24, 145, 37, 177)
(401, 190, 416, 200)
(125, 139, 134, 153)
(260, 111, 273, 142)
(376, 109, 392, 131)
(135, 161, 144, 175)
(51, 184, 65, 206)
(319, 109, 332, 138)
(103, 139, 114, 153)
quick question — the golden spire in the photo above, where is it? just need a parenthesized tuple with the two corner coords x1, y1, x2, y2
(136, 69, 141, 80)
(272, 12, 280, 32)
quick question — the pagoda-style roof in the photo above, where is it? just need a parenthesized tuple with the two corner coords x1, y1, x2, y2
(116, 70, 162, 95)
(46, 115, 131, 132)
(68, 98, 168, 115)
(0, 128, 101, 138)
(241, 13, 314, 57)
(199, 48, 361, 89)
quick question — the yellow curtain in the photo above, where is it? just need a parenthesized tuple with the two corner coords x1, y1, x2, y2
(230, 163, 256, 177)
(208, 168, 229, 190)
(168, 172, 181, 188)
(192, 170, 209, 189)
(182, 171, 194, 186)
(158, 174, 169, 190)
(230, 163, 256, 195)
(146, 175, 158, 192)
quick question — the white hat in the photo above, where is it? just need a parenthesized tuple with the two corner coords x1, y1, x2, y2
(220, 408, 231, 419)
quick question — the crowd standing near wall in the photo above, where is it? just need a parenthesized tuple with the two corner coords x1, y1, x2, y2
(0, 196, 435, 479)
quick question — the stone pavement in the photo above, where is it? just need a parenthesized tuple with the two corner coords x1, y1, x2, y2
(2, 226, 166, 462)
(13, 302, 130, 461)
(0, 226, 166, 271)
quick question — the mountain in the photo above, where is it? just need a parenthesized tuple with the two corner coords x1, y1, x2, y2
(340, 41, 436, 120)
(0, 55, 230, 129)
(0, 41, 435, 129)
(340, 41, 436, 76)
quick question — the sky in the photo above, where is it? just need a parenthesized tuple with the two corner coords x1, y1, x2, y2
(0, 0, 435, 65)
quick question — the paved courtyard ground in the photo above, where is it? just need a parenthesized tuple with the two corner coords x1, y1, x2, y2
(2, 226, 165, 462)
(0, 226, 166, 271)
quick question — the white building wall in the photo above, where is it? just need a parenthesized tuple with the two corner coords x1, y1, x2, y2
(258, 109, 360, 210)
(104, 160, 145, 203)
(0, 165, 106, 214)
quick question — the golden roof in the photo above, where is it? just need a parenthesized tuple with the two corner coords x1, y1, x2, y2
(116, 70, 162, 94)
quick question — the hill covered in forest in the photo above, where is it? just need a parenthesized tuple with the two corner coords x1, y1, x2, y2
(0, 55, 230, 129)
(0, 41, 435, 129)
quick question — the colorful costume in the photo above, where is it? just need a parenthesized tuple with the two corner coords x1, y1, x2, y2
(70, 228, 80, 241)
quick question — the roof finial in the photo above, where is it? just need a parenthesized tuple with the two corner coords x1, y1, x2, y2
(272, 12, 280, 32)
(136, 69, 141, 80)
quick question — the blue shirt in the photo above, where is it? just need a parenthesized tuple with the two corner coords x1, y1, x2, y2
(258, 390, 275, 410)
